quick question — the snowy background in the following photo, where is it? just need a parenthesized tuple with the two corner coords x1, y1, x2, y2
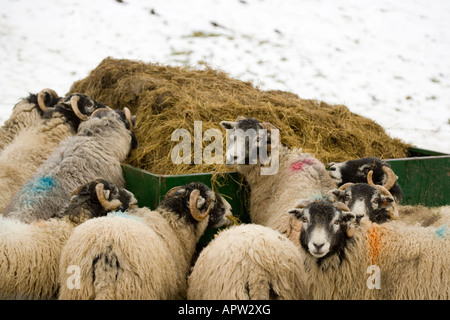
(1, 0, 449, 154)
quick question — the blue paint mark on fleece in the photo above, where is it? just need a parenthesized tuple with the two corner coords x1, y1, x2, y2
(107, 210, 142, 222)
(24, 176, 57, 195)
(435, 224, 448, 238)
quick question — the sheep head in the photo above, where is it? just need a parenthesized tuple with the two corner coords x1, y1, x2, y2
(160, 182, 234, 228)
(287, 198, 356, 262)
(327, 157, 403, 203)
(219, 117, 279, 166)
(65, 179, 138, 223)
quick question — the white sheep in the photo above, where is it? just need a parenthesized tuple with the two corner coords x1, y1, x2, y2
(287, 198, 450, 299)
(1, 106, 137, 223)
(0, 179, 137, 299)
(58, 182, 233, 300)
(0, 93, 108, 212)
(187, 223, 306, 300)
(0, 88, 60, 152)
(220, 117, 336, 236)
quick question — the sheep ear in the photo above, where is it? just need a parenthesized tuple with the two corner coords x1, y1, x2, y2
(341, 210, 357, 237)
(287, 208, 304, 220)
(196, 196, 206, 209)
(327, 189, 345, 202)
(220, 121, 237, 130)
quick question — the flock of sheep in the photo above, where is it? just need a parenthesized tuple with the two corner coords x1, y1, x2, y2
(0, 89, 448, 300)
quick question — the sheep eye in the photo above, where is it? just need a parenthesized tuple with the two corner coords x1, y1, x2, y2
(363, 167, 370, 174)
(344, 195, 351, 202)
(333, 220, 340, 225)
(302, 217, 308, 223)
(372, 198, 380, 205)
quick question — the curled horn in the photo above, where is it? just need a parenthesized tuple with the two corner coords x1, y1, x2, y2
(367, 167, 397, 190)
(338, 182, 354, 191)
(334, 202, 351, 212)
(37, 88, 59, 112)
(70, 185, 84, 198)
(123, 107, 134, 131)
(381, 166, 397, 190)
(189, 189, 213, 222)
(95, 183, 122, 211)
(70, 95, 89, 121)
(367, 170, 398, 220)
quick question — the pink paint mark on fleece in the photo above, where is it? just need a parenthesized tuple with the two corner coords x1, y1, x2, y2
(290, 158, 317, 172)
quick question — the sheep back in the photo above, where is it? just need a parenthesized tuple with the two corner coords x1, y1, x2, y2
(0, 216, 74, 299)
(59, 210, 185, 300)
(187, 224, 306, 300)
(246, 148, 336, 235)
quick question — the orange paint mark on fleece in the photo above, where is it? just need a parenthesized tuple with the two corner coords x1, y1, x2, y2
(368, 224, 383, 265)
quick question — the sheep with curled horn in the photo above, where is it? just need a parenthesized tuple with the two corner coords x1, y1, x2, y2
(2, 106, 138, 223)
(327, 168, 398, 224)
(219, 116, 336, 237)
(0, 88, 60, 152)
(327, 157, 404, 203)
(329, 168, 450, 227)
(287, 198, 450, 300)
(0, 179, 135, 300)
(58, 182, 234, 300)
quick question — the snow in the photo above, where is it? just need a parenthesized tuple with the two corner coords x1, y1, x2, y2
(1, 0, 449, 154)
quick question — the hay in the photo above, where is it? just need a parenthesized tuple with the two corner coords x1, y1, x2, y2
(69, 57, 410, 175)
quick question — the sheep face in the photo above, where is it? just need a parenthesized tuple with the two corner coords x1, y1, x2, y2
(328, 183, 394, 224)
(43, 93, 109, 131)
(287, 199, 356, 262)
(220, 117, 276, 166)
(328, 157, 403, 203)
(64, 179, 138, 223)
(160, 182, 233, 228)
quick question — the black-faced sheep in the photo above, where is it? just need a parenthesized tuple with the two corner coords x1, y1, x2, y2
(220, 117, 336, 236)
(328, 169, 398, 224)
(1, 107, 137, 223)
(187, 223, 306, 300)
(0, 93, 110, 212)
(58, 182, 233, 300)
(0, 88, 60, 152)
(328, 157, 403, 203)
(287, 198, 449, 299)
(0, 179, 136, 299)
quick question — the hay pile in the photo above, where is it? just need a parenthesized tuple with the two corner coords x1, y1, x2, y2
(69, 57, 409, 175)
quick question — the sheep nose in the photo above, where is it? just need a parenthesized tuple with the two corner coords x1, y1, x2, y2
(313, 242, 324, 250)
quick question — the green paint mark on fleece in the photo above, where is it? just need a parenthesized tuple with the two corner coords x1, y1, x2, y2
(107, 210, 142, 222)
(435, 224, 448, 238)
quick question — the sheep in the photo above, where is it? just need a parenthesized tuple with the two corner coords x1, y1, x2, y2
(0, 179, 137, 300)
(329, 170, 449, 227)
(58, 182, 233, 300)
(327, 156, 404, 203)
(328, 169, 398, 224)
(0, 88, 60, 152)
(0, 93, 109, 212)
(220, 117, 336, 236)
(187, 223, 306, 300)
(287, 198, 450, 299)
(1, 106, 138, 223)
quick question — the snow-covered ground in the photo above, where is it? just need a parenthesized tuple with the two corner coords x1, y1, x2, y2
(1, 0, 449, 153)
